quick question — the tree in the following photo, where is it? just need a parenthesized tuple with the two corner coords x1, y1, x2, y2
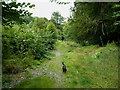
(65, 2, 120, 46)
(2, 1, 35, 26)
(51, 11, 65, 40)
(111, 3, 120, 46)
(22, 16, 34, 24)
(46, 22, 58, 39)
(32, 17, 48, 31)
(50, 0, 70, 4)
(51, 12, 65, 28)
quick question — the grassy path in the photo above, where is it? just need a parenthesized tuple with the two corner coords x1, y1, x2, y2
(14, 40, 118, 88)
(14, 40, 67, 88)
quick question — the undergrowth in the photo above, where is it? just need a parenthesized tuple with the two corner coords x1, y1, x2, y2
(3, 40, 118, 88)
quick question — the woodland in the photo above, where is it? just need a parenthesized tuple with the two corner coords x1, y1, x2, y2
(1, 1, 119, 88)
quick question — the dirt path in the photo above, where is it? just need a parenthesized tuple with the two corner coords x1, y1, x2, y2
(12, 41, 118, 88)
(29, 48, 66, 87)
(12, 41, 70, 88)
(55, 49, 61, 57)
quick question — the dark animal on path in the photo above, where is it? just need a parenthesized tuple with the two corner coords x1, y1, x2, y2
(62, 62, 67, 73)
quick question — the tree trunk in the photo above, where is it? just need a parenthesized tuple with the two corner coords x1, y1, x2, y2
(100, 36, 104, 47)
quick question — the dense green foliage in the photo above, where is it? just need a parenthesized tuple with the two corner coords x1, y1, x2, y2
(2, 1, 35, 26)
(64, 2, 120, 46)
(51, 12, 65, 40)
(2, 17, 57, 74)
(113, 3, 120, 26)
(12, 41, 118, 88)
(2, 1, 119, 88)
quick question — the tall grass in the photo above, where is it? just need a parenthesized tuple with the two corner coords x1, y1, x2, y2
(57, 41, 118, 88)
(5, 41, 118, 88)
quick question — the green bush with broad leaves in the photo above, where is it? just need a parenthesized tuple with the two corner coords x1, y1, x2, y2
(2, 17, 58, 74)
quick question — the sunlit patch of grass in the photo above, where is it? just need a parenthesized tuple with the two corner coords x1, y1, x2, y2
(8, 41, 118, 88)
(56, 41, 118, 88)
(14, 76, 56, 88)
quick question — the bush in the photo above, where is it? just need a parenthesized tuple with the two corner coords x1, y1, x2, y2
(2, 17, 57, 60)
(2, 56, 42, 74)
(3, 59, 26, 74)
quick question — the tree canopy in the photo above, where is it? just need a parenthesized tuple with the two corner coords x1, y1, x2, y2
(2, 1, 35, 26)
(64, 2, 120, 46)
